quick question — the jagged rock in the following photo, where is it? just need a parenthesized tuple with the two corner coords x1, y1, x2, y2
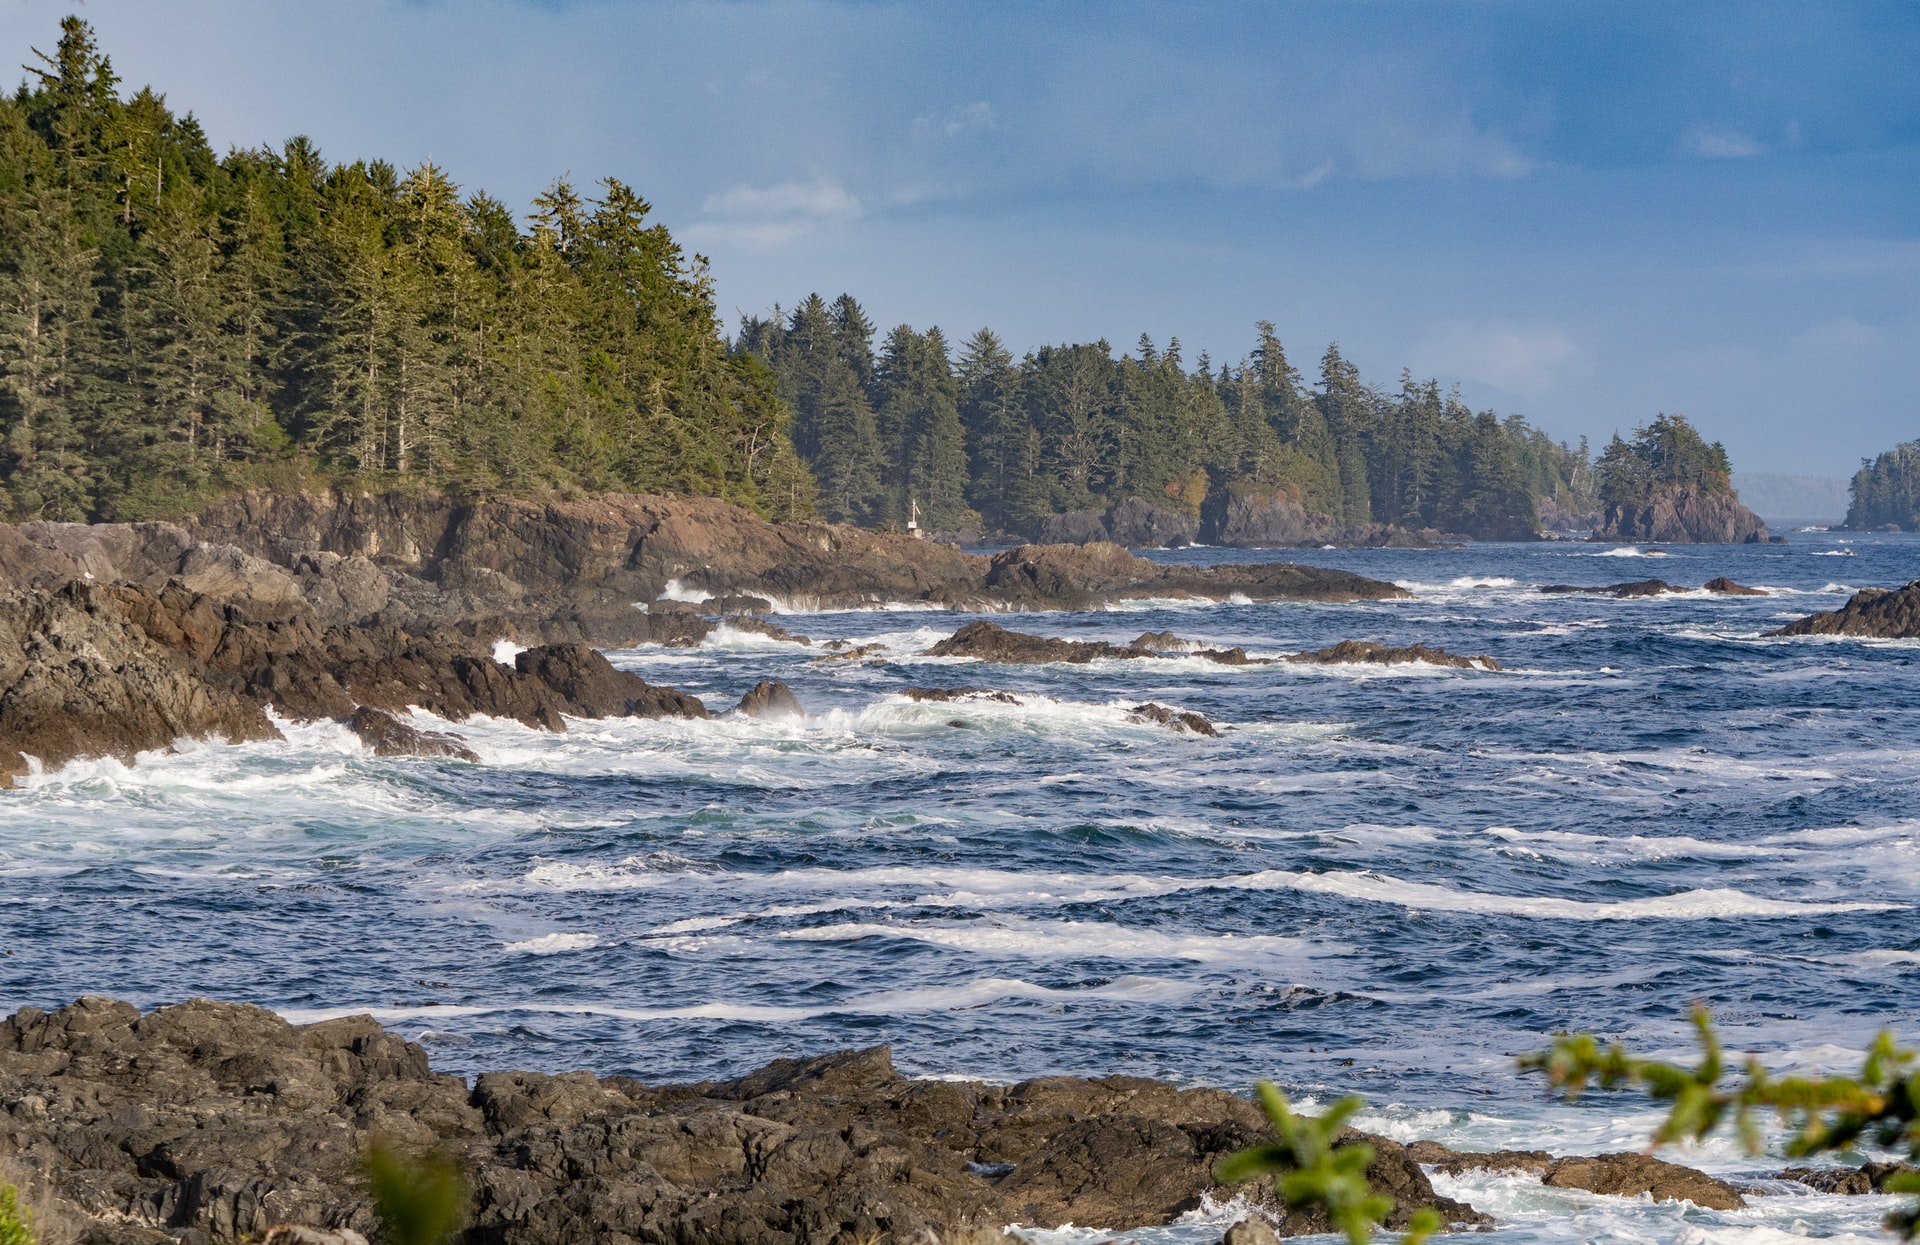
(512, 644, 709, 721)
(1539, 579, 1682, 598)
(1593, 485, 1769, 544)
(1542, 1152, 1746, 1210)
(732, 680, 805, 719)
(1774, 1162, 1919, 1194)
(1703, 576, 1765, 596)
(261, 1229, 371, 1245)
(0, 1000, 1491, 1245)
(1768, 581, 1920, 638)
(925, 622, 1266, 667)
(1406, 1143, 1551, 1175)
(346, 706, 478, 762)
(1127, 703, 1219, 736)
(1287, 640, 1501, 671)
(903, 687, 1021, 705)
(812, 643, 888, 663)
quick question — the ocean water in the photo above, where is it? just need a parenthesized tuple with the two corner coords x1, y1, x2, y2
(4, 531, 1917, 1243)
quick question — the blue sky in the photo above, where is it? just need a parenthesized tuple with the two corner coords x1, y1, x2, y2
(5, 0, 1917, 476)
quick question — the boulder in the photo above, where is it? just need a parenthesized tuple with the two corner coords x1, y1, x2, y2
(1768, 581, 1920, 639)
(1774, 1162, 1919, 1194)
(1287, 640, 1500, 671)
(1703, 576, 1765, 596)
(1542, 1152, 1746, 1210)
(732, 680, 806, 720)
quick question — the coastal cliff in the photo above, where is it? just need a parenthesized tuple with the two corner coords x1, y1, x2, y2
(1591, 483, 1771, 544)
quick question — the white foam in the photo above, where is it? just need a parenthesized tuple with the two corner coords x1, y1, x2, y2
(779, 916, 1328, 964)
(657, 578, 711, 603)
(491, 639, 526, 666)
(503, 932, 600, 954)
(1591, 545, 1671, 557)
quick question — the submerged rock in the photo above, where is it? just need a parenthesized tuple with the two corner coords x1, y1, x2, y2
(346, 706, 478, 761)
(1287, 640, 1501, 671)
(0, 997, 1490, 1245)
(1127, 703, 1219, 736)
(1703, 576, 1766, 596)
(1539, 579, 1682, 598)
(1768, 580, 1920, 638)
(718, 615, 810, 645)
(903, 687, 1021, 704)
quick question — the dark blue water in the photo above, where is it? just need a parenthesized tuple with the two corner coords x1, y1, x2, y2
(3, 532, 1915, 1239)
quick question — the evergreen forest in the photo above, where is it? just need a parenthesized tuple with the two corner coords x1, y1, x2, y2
(0, 17, 1608, 541)
(738, 299, 1599, 541)
(1846, 440, 1920, 530)
(1594, 414, 1734, 513)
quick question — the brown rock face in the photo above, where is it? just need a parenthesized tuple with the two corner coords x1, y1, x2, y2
(1774, 1162, 1919, 1194)
(924, 622, 1264, 666)
(1542, 1152, 1747, 1210)
(1593, 486, 1770, 544)
(0, 999, 1490, 1245)
(732, 680, 806, 719)
(1287, 640, 1501, 671)
(1768, 581, 1920, 638)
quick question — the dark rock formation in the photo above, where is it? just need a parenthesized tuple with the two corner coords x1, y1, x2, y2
(1703, 576, 1766, 596)
(1287, 641, 1501, 671)
(1541, 1152, 1746, 1210)
(903, 687, 1020, 705)
(1198, 489, 1475, 548)
(1405, 1143, 1551, 1175)
(1773, 1162, 1919, 1194)
(1033, 499, 1200, 549)
(1539, 579, 1683, 598)
(1127, 703, 1219, 736)
(717, 616, 810, 645)
(0, 580, 709, 785)
(0, 998, 1487, 1245)
(924, 622, 1265, 666)
(732, 681, 806, 720)
(1768, 581, 1920, 639)
(346, 707, 478, 762)
(1592, 485, 1770, 544)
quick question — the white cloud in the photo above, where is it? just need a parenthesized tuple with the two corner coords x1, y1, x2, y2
(1409, 321, 1593, 399)
(913, 101, 994, 139)
(702, 176, 864, 221)
(1686, 126, 1764, 159)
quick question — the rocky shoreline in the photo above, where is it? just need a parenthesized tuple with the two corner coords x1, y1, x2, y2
(0, 491, 1405, 785)
(7, 997, 1905, 1245)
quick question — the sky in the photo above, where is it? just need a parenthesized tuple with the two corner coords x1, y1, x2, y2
(3, 0, 1916, 478)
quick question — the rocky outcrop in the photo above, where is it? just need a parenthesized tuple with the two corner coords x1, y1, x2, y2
(0, 578, 709, 784)
(1768, 581, 1920, 639)
(0, 998, 1487, 1245)
(1126, 703, 1219, 735)
(346, 707, 478, 762)
(902, 687, 1021, 705)
(1199, 489, 1474, 548)
(731, 681, 805, 720)
(1033, 499, 1200, 549)
(1286, 641, 1501, 671)
(1541, 1152, 1746, 1210)
(1592, 485, 1770, 544)
(1703, 576, 1765, 596)
(925, 622, 1262, 666)
(1539, 579, 1683, 598)
(1774, 1162, 1919, 1194)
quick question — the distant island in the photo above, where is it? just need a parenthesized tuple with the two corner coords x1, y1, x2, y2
(1, 18, 1770, 546)
(1845, 439, 1920, 530)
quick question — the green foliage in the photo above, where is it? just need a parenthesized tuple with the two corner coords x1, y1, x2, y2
(1596, 413, 1734, 513)
(0, 17, 804, 521)
(1847, 440, 1920, 530)
(367, 1143, 466, 1245)
(1216, 1082, 1441, 1245)
(0, 1181, 33, 1245)
(746, 299, 1586, 540)
(1523, 1007, 1920, 1238)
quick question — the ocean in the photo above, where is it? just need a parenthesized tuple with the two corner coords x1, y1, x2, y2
(4, 531, 1916, 1244)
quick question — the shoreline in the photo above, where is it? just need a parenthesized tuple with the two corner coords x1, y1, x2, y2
(7, 996, 1906, 1245)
